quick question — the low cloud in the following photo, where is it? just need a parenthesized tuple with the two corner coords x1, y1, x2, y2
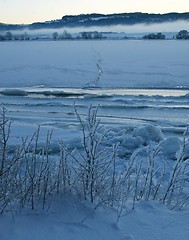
(2, 20, 189, 37)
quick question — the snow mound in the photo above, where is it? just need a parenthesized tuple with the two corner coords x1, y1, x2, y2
(161, 137, 181, 160)
(120, 136, 144, 150)
(133, 125, 164, 145)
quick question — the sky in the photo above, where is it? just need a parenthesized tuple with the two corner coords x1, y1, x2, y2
(0, 0, 189, 24)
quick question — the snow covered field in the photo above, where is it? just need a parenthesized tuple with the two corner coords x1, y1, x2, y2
(1, 40, 189, 89)
(1, 40, 189, 239)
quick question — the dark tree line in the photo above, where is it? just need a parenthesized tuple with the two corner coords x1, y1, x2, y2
(143, 32, 165, 40)
(176, 30, 189, 39)
(142, 30, 189, 40)
(0, 29, 189, 41)
(0, 31, 30, 41)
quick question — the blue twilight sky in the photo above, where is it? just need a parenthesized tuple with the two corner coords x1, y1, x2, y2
(0, 0, 189, 24)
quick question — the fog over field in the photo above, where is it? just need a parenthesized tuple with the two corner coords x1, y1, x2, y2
(2, 20, 189, 37)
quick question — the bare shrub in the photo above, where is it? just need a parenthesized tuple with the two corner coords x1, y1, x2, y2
(18, 127, 55, 210)
(60, 104, 115, 203)
(0, 105, 189, 214)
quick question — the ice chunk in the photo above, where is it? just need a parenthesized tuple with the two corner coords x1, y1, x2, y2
(133, 124, 164, 145)
(1, 88, 28, 96)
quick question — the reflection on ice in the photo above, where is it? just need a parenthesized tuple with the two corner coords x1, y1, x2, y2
(1, 87, 189, 97)
(1, 86, 189, 148)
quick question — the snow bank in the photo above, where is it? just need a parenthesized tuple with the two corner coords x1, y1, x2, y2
(1, 198, 189, 240)
(133, 125, 164, 145)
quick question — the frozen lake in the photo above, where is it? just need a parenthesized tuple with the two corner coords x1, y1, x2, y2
(1, 40, 189, 88)
(0, 40, 189, 145)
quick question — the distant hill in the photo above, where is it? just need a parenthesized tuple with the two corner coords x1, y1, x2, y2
(0, 23, 26, 31)
(1, 12, 189, 31)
